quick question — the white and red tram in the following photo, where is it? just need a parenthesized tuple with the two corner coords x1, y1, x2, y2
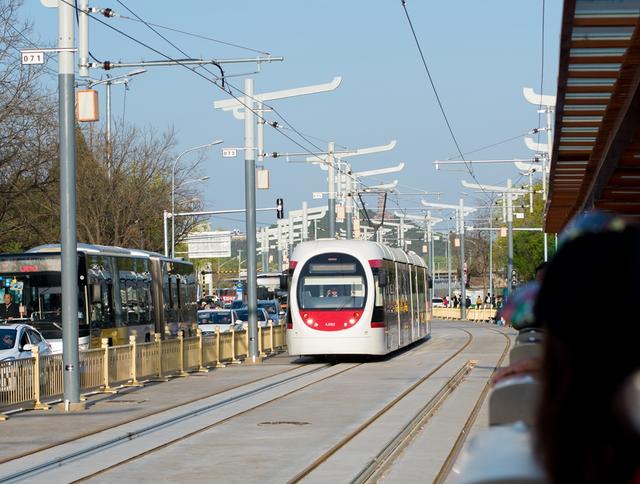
(286, 240, 431, 356)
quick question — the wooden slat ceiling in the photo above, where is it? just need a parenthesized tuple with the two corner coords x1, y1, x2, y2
(546, 0, 640, 232)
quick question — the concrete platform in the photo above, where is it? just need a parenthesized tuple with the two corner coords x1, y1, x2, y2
(0, 321, 515, 483)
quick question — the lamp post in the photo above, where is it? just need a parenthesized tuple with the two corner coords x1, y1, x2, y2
(171, 140, 222, 258)
(87, 69, 146, 178)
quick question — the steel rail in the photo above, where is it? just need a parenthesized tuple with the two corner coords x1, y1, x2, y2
(352, 360, 476, 484)
(0, 363, 304, 466)
(432, 328, 513, 483)
(287, 328, 474, 483)
(2, 363, 353, 483)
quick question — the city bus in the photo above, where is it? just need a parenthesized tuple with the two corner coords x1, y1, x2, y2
(0, 244, 197, 350)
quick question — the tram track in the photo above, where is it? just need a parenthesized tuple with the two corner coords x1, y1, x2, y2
(0, 361, 367, 483)
(287, 328, 474, 484)
(432, 328, 512, 484)
(0, 363, 305, 466)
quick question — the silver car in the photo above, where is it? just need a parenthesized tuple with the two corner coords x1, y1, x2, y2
(0, 323, 52, 361)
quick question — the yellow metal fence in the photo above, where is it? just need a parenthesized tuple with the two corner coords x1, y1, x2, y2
(432, 307, 497, 321)
(0, 323, 287, 417)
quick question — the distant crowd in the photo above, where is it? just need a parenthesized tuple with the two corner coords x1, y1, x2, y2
(440, 294, 503, 310)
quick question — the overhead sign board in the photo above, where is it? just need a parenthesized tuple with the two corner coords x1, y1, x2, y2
(222, 148, 237, 158)
(186, 231, 231, 259)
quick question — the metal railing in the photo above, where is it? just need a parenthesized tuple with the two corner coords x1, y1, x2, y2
(432, 307, 497, 321)
(0, 323, 286, 418)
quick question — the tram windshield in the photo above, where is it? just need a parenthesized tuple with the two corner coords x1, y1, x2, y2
(297, 253, 366, 310)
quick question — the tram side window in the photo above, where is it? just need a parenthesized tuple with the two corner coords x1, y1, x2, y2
(89, 283, 113, 326)
(417, 268, 426, 322)
(139, 281, 152, 324)
(383, 260, 397, 314)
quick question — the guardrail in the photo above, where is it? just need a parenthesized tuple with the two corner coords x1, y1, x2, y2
(0, 323, 286, 419)
(432, 307, 497, 322)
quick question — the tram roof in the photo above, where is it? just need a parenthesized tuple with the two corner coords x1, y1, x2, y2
(291, 239, 427, 268)
(26, 243, 172, 261)
(547, 0, 640, 232)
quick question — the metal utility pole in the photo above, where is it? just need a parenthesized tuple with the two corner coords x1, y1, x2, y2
(242, 78, 259, 361)
(261, 228, 269, 273)
(506, 179, 514, 295)
(345, 167, 353, 239)
(301, 201, 309, 241)
(304, 142, 398, 238)
(421, 200, 476, 320)
(460, 179, 527, 296)
(327, 141, 336, 237)
(447, 230, 452, 300)
(459, 199, 467, 320)
(58, 0, 80, 409)
(215, 78, 340, 360)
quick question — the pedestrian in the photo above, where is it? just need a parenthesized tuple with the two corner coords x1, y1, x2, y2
(533, 215, 640, 483)
(475, 295, 483, 309)
(452, 295, 459, 308)
(0, 293, 19, 320)
(465, 296, 471, 308)
(443, 296, 449, 308)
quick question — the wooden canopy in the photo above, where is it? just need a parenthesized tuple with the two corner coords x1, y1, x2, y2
(546, 0, 640, 232)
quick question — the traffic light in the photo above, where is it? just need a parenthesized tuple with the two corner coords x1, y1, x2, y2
(276, 198, 284, 219)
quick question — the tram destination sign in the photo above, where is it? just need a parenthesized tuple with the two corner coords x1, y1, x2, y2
(186, 231, 232, 259)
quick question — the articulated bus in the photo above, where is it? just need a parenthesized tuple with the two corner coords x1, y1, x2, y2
(0, 244, 197, 350)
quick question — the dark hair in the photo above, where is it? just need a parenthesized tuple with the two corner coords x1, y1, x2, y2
(533, 227, 640, 483)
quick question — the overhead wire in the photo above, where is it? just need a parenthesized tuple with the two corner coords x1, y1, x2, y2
(399, 0, 492, 202)
(87, 0, 385, 196)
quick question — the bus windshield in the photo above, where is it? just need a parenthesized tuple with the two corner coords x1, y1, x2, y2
(297, 253, 366, 310)
(0, 255, 86, 339)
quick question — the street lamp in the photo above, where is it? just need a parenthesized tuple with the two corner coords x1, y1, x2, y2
(86, 69, 147, 177)
(171, 141, 222, 258)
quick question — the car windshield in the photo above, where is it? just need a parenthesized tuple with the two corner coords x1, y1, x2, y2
(230, 300, 245, 309)
(258, 303, 277, 314)
(234, 310, 266, 321)
(0, 328, 17, 350)
(198, 311, 233, 325)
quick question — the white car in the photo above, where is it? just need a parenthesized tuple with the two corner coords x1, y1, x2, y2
(197, 309, 239, 334)
(234, 308, 275, 329)
(432, 298, 445, 308)
(0, 323, 52, 361)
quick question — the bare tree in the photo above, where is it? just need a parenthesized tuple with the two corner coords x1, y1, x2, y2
(0, 0, 58, 251)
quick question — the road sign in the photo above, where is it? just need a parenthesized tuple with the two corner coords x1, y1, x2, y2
(186, 231, 232, 258)
(312, 192, 323, 200)
(222, 148, 237, 158)
(21, 51, 44, 65)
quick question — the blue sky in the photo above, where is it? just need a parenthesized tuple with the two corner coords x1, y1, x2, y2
(22, 1, 562, 230)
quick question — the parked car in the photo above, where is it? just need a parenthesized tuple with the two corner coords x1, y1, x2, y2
(197, 309, 239, 334)
(257, 299, 282, 324)
(234, 308, 275, 329)
(230, 300, 245, 310)
(0, 323, 52, 361)
(432, 297, 445, 308)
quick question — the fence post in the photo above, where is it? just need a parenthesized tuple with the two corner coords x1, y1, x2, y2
(196, 329, 209, 373)
(101, 338, 117, 393)
(126, 335, 143, 387)
(258, 324, 267, 357)
(215, 327, 225, 368)
(269, 321, 275, 354)
(230, 326, 240, 364)
(177, 331, 188, 377)
(153, 333, 168, 381)
(31, 346, 49, 410)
